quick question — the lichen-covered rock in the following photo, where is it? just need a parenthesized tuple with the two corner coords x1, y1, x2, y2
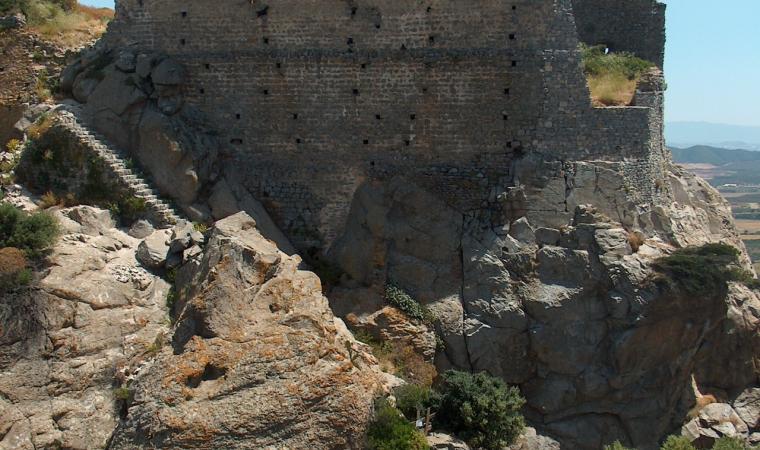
(108, 212, 387, 449)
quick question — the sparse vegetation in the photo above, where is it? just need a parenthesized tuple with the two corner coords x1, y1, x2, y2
(431, 370, 525, 450)
(385, 283, 434, 324)
(366, 398, 429, 450)
(652, 243, 755, 294)
(0, 202, 59, 258)
(354, 330, 437, 386)
(660, 435, 696, 450)
(628, 231, 645, 253)
(33, 68, 57, 101)
(1, 139, 23, 185)
(580, 44, 655, 107)
(711, 437, 758, 450)
(113, 386, 131, 402)
(604, 442, 634, 450)
(0, 0, 113, 47)
(0, 246, 31, 291)
(193, 222, 209, 233)
(166, 286, 178, 311)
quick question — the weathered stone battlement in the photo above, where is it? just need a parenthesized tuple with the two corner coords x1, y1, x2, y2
(100, 0, 667, 251)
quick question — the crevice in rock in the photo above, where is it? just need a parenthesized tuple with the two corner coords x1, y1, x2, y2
(458, 217, 475, 372)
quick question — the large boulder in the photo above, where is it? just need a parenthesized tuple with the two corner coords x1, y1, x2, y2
(136, 230, 170, 270)
(109, 212, 387, 449)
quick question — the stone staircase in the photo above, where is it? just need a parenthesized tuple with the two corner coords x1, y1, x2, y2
(56, 108, 182, 227)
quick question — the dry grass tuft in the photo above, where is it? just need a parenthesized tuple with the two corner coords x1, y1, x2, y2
(588, 74, 637, 107)
(627, 231, 645, 253)
(580, 44, 654, 107)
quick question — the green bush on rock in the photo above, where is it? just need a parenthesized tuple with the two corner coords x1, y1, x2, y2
(394, 383, 432, 421)
(385, 283, 434, 324)
(660, 435, 696, 450)
(431, 370, 525, 450)
(0, 202, 59, 258)
(653, 243, 754, 294)
(367, 399, 428, 450)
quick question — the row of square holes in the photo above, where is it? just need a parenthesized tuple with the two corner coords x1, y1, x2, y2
(181, 35, 518, 47)
(232, 112, 510, 122)
(229, 138, 518, 148)
(177, 4, 518, 47)
(200, 86, 512, 96)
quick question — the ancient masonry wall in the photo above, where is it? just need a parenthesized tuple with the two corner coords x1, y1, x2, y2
(106, 0, 666, 251)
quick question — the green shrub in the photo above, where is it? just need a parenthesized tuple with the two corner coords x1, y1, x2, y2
(366, 399, 428, 450)
(166, 286, 177, 310)
(0, 203, 59, 258)
(604, 442, 634, 450)
(394, 384, 432, 421)
(581, 44, 654, 80)
(385, 283, 434, 324)
(659, 435, 696, 450)
(432, 370, 525, 450)
(652, 243, 752, 294)
(193, 222, 209, 233)
(119, 196, 146, 223)
(712, 437, 756, 450)
(113, 386, 131, 402)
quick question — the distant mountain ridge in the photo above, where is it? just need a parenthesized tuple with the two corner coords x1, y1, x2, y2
(671, 144, 760, 185)
(666, 122, 760, 151)
(670, 145, 760, 165)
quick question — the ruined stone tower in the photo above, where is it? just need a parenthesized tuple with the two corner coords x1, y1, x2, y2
(103, 0, 667, 252)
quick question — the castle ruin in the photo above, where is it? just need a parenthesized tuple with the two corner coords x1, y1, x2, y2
(103, 0, 668, 252)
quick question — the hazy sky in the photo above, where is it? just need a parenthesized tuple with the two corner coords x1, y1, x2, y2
(80, 0, 760, 127)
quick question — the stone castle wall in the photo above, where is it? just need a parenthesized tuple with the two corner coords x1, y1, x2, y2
(105, 0, 666, 251)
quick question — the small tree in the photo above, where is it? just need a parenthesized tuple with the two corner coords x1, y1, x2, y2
(432, 370, 525, 449)
(367, 399, 428, 450)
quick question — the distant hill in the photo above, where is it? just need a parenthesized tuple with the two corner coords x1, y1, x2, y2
(666, 122, 760, 151)
(670, 145, 760, 165)
(671, 145, 760, 185)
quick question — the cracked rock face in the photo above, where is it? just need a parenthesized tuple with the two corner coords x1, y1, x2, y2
(326, 165, 760, 449)
(108, 212, 387, 450)
(0, 206, 170, 450)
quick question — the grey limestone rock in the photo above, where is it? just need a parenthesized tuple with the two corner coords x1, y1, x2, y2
(136, 230, 170, 269)
(128, 219, 154, 239)
(734, 388, 760, 430)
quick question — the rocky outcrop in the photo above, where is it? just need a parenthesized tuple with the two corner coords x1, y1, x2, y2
(108, 212, 388, 449)
(325, 165, 760, 449)
(0, 206, 171, 449)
